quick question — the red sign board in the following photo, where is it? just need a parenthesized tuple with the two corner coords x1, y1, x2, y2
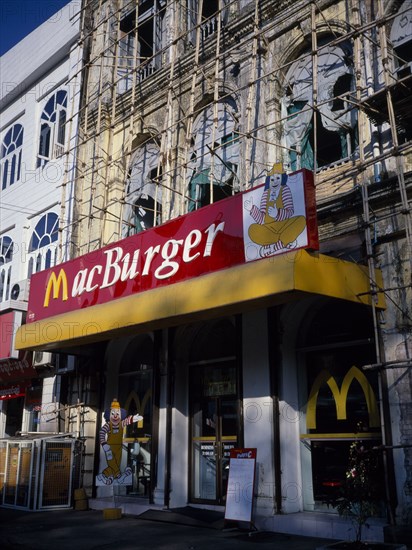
(27, 169, 318, 322)
(0, 352, 36, 384)
(229, 448, 257, 459)
(0, 311, 18, 358)
(0, 381, 29, 400)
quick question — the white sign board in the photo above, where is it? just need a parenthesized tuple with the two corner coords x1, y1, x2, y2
(224, 448, 257, 523)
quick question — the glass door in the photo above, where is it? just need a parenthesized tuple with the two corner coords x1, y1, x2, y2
(190, 361, 239, 504)
(118, 335, 155, 499)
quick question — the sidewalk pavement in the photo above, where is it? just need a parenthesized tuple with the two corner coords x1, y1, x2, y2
(0, 506, 335, 550)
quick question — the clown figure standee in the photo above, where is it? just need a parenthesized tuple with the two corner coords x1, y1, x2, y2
(97, 398, 143, 485)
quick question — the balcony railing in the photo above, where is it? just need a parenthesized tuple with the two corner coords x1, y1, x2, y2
(201, 16, 218, 40)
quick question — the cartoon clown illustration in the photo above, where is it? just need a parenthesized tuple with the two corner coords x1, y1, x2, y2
(244, 163, 306, 257)
(97, 398, 143, 485)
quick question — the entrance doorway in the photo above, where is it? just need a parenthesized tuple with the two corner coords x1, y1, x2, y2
(118, 335, 156, 500)
(4, 397, 24, 437)
(188, 319, 241, 504)
(190, 361, 239, 503)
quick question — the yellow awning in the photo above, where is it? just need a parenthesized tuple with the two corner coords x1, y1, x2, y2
(15, 250, 385, 351)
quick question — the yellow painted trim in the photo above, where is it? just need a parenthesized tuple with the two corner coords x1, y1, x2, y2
(306, 366, 380, 430)
(300, 432, 382, 440)
(192, 436, 238, 442)
(15, 251, 385, 351)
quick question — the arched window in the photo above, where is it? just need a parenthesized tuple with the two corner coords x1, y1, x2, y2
(37, 90, 67, 168)
(1, 124, 23, 190)
(187, 99, 239, 212)
(122, 140, 162, 237)
(281, 39, 358, 171)
(27, 212, 59, 277)
(390, 0, 412, 77)
(0, 236, 13, 302)
(390, 1, 412, 142)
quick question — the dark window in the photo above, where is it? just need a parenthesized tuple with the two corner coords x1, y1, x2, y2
(37, 90, 67, 167)
(300, 301, 383, 509)
(1, 124, 24, 189)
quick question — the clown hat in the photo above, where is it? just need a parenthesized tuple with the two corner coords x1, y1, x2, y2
(268, 162, 284, 175)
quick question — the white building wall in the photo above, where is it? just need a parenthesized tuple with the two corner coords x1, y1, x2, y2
(169, 358, 189, 508)
(242, 310, 276, 522)
(0, 1, 81, 438)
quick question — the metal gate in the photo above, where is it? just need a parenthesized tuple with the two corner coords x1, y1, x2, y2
(0, 435, 83, 510)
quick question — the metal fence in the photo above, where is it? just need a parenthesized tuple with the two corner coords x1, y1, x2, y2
(0, 435, 83, 510)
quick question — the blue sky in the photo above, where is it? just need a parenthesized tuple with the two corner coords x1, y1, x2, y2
(0, 0, 72, 56)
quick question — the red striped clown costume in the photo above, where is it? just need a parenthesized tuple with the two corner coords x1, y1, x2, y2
(245, 165, 306, 257)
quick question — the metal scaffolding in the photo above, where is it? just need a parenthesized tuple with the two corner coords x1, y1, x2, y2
(63, 0, 411, 331)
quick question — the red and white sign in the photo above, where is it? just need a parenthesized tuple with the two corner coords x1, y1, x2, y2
(27, 169, 318, 322)
(0, 382, 29, 400)
(225, 448, 257, 523)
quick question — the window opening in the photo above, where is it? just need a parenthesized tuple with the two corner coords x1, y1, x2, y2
(4, 397, 24, 437)
(0, 236, 13, 302)
(201, 0, 219, 39)
(27, 212, 59, 276)
(0, 124, 23, 190)
(117, 1, 166, 94)
(390, 0, 412, 78)
(281, 40, 358, 171)
(187, 100, 239, 212)
(122, 141, 162, 237)
(37, 90, 67, 168)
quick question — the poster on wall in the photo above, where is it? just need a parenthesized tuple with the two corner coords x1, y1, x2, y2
(242, 165, 315, 261)
(96, 398, 143, 486)
(224, 448, 257, 523)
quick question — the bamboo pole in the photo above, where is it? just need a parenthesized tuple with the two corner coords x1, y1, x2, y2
(101, 0, 121, 246)
(244, 0, 259, 187)
(209, 1, 222, 205)
(118, 0, 140, 237)
(161, 0, 178, 219)
(181, 0, 204, 212)
(377, 0, 412, 280)
(311, 2, 318, 176)
(86, 0, 108, 251)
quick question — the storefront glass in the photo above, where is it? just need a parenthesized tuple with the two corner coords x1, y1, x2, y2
(299, 301, 383, 511)
(118, 336, 154, 497)
(189, 319, 240, 504)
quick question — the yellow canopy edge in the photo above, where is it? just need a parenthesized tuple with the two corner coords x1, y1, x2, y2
(15, 251, 385, 351)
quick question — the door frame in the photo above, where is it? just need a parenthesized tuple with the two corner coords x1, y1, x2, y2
(188, 316, 243, 505)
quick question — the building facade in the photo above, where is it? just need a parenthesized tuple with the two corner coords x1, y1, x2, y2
(11, 0, 412, 542)
(0, 3, 82, 443)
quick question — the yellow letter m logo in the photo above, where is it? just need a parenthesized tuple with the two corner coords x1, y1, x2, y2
(306, 366, 380, 430)
(43, 269, 69, 307)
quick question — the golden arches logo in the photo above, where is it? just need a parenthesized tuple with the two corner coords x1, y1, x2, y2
(43, 269, 69, 307)
(124, 389, 152, 430)
(306, 366, 379, 430)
